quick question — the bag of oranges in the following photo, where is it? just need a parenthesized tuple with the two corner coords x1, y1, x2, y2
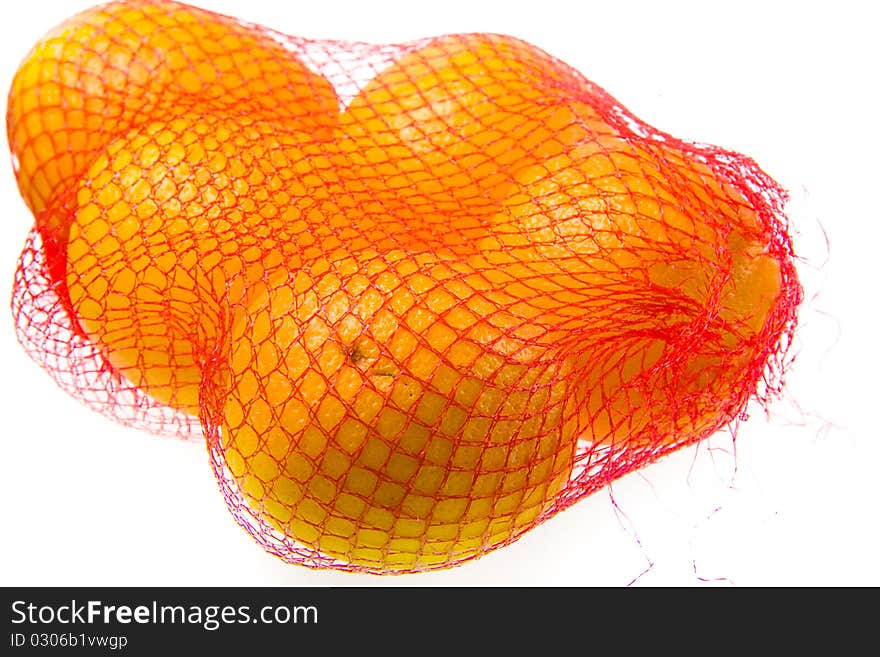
(8, 0, 801, 572)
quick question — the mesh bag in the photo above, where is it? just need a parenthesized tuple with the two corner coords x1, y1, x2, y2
(7, 0, 802, 573)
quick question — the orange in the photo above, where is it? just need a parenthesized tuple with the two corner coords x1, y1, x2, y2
(482, 136, 784, 447)
(65, 112, 338, 414)
(7, 0, 337, 241)
(220, 245, 578, 570)
(336, 34, 612, 255)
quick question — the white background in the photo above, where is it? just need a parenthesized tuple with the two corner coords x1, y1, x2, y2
(1, 0, 876, 586)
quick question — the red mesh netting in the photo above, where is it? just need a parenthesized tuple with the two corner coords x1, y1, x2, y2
(7, 0, 802, 573)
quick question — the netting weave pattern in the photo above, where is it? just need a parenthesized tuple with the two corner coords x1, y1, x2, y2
(8, 0, 802, 573)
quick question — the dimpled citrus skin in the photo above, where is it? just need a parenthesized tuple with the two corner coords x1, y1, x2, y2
(336, 35, 609, 255)
(65, 112, 337, 414)
(222, 247, 578, 570)
(483, 140, 785, 446)
(7, 0, 337, 240)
